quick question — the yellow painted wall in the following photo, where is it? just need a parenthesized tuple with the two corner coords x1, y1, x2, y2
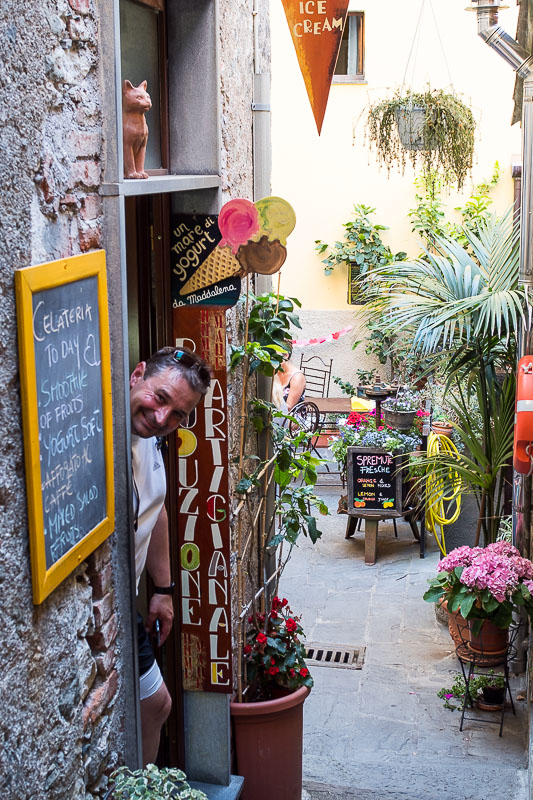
(270, 0, 521, 311)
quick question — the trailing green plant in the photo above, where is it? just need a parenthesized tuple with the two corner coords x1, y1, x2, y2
(237, 399, 328, 550)
(314, 204, 406, 296)
(437, 671, 505, 711)
(366, 87, 475, 189)
(230, 291, 301, 375)
(105, 764, 207, 799)
(408, 164, 501, 252)
(231, 292, 329, 701)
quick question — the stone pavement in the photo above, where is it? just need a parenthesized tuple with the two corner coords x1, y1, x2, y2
(280, 484, 528, 800)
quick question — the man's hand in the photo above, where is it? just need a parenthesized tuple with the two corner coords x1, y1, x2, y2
(145, 593, 174, 645)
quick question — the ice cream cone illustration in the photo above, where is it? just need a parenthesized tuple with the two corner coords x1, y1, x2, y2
(180, 244, 242, 295)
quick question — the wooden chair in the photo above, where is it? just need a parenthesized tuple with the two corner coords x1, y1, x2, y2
(298, 354, 333, 398)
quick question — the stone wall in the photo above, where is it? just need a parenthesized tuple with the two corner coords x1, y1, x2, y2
(0, 0, 123, 797)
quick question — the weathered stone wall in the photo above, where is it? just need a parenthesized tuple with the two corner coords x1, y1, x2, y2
(0, 0, 123, 797)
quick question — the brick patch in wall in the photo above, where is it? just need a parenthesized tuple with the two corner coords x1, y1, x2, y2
(90, 562, 113, 600)
(95, 646, 117, 678)
(68, 0, 91, 15)
(79, 221, 102, 251)
(69, 159, 101, 189)
(68, 130, 101, 158)
(93, 591, 115, 629)
(80, 193, 102, 220)
(87, 612, 118, 653)
(82, 669, 118, 729)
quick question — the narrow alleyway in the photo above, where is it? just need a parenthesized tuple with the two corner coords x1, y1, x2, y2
(280, 484, 528, 800)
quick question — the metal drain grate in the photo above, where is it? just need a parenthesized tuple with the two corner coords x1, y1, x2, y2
(304, 642, 365, 670)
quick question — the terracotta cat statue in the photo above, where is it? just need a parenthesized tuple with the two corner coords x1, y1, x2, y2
(122, 79, 152, 179)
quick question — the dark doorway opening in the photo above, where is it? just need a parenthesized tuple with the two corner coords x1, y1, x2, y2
(125, 192, 185, 768)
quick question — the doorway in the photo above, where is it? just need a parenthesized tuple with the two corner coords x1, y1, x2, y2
(125, 192, 185, 767)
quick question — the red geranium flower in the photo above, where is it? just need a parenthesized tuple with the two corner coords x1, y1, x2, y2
(299, 667, 309, 677)
(256, 632, 267, 644)
(268, 666, 279, 675)
(281, 598, 288, 607)
(243, 644, 252, 655)
(286, 618, 298, 633)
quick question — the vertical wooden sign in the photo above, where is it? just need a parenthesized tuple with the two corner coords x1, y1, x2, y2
(281, 0, 349, 133)
(173, 306, 232, 693)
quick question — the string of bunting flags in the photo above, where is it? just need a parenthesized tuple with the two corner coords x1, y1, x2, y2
(291, 325, 353, 348)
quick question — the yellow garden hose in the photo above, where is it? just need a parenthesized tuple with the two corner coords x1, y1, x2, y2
(425, 432, 462, 556)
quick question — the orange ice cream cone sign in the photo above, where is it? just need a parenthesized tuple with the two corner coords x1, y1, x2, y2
(281, 0, 349, 134)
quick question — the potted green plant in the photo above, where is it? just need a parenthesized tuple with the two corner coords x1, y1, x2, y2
(314, 204, 406, 302)
(355, 368, 379, 397)
(431, 411, 453, 437)
(438, 670, 506, 712)
(423, 542, 533, 652)
(104, 764, 207, 799)
(229, 292, 328, 800)
(382, 388, 421, 430)
(230, 597, 312, 800)
(366, 88, 475, 189)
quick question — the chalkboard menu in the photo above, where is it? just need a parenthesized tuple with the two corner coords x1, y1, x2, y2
(15, 251, 114, 603)
(347, 447, 402, 516)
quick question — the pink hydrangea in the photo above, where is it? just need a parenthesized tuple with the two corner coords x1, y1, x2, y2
(511, 556, 533, 580)
(437, 546, 483, 573)
(523, 579, 533, 595)
(461, 551, 519, 603)
(486, 541, 520, 558)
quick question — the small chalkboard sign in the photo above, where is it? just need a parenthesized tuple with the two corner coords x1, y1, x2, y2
(347, 447, 402, 516)
(15, 251, 114, 603)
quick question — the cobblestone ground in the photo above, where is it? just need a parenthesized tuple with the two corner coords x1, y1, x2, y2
(280, 484, 528, 800)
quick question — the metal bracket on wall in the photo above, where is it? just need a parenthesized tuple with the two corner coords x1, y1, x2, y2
(251, 103, 271, 111)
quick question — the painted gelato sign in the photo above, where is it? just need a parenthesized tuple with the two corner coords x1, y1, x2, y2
(281, 0, 349, 133)
(170, 197, 296, 307)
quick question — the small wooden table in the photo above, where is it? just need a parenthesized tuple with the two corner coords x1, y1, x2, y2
(312, 397, 353, 416)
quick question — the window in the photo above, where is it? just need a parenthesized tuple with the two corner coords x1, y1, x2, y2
(120, 0, 168, 172)
(333, 12, 364, 83)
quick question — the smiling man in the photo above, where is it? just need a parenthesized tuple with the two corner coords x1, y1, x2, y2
(129, 345, 211, 765)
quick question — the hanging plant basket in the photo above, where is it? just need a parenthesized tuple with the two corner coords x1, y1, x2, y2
(366, 88, 475, 189)
(395, 105, 434, 151)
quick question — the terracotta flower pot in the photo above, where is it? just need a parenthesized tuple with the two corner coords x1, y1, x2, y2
(230, 685, 310, 800)
(441, 600, 469, 647)
(431, 422, 453, 437)
(468, 619, 509, 655)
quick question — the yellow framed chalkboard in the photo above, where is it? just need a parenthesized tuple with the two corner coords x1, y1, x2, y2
(15, 250, 115, 604)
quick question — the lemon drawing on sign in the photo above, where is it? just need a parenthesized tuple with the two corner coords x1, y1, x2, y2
(177, 428, 197, 457)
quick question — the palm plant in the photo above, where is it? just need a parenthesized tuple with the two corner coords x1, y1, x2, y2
(356, 209, 523, 545)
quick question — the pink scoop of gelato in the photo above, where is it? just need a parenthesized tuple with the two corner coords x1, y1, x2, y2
(218, 199, 260, 254)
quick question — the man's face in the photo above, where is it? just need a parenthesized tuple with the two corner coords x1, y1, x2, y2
(129, 363, 202, 439)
